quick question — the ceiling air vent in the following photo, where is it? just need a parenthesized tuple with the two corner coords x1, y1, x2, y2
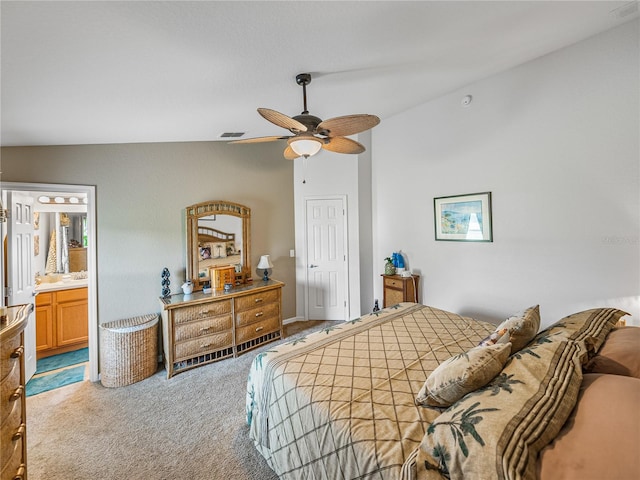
(219, 132, 245, 138)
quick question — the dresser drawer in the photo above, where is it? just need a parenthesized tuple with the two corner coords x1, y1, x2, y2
(1, 366, 22, 407)
(0, 335, 21, 383)
(236, 316, 280, 344)
(236, 302, 279, 328)
(174, 315, 232, 342)
(174, 331, 233, 360)
(172, 300, 232, 325)
(235, 290, 280, 313)
(384, 276, 403, 289)
(1, 399, 23, 463)
(0, 433, 24, 480)
(56, 287, 88, 303)
(36, 291, 54, 306)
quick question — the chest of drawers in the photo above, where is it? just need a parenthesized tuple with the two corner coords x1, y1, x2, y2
(382, 274, 420, 308)
(160, 280, 283, 378)
(1, 304, 33, 480)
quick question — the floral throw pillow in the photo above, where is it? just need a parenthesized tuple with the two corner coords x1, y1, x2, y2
(480, 305, 540, 352)
(416, 342, 512, 408)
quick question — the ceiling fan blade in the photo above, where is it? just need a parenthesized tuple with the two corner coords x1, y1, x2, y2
(258, 108, 307, 133)
(317, 114, 380, 137)
(283, 145, 299, 160)
(322, 136, 366, 155)
(229, 135, 290, 144)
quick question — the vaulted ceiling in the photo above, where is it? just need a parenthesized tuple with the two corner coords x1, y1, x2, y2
(1, 1, 637, 147)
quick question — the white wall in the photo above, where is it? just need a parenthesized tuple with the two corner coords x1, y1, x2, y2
(372, 20, 640, 327)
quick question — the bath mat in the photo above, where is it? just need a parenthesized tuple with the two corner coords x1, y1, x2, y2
(36, 347, 89, 374)
(26, 365, 86, 397)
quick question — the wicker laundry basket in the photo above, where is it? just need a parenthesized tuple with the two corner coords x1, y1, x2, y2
(99, 313, 159, 387)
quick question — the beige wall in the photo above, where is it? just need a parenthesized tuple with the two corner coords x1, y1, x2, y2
(1, 140, 296, 323)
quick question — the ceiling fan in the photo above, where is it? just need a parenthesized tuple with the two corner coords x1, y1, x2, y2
(231, 73, 380, 159)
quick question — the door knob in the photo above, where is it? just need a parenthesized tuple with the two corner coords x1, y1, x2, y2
(309, 264, 319, 268)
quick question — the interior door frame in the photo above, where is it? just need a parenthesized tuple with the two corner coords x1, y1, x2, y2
(303, 194, 350, 321)
(3, 182, 99, 382)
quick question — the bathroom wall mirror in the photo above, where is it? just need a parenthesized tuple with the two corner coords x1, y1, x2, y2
(186, 200, 251, 291)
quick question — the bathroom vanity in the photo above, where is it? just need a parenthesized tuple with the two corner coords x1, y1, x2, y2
(35, 280, 88, 358)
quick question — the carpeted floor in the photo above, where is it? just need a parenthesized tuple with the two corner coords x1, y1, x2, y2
(26, 320, 338, 480)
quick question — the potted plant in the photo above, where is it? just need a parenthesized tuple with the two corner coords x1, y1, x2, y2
(384, 257, 396, 275)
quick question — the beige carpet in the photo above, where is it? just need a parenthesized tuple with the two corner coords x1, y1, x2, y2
(26, 320, 338, 480)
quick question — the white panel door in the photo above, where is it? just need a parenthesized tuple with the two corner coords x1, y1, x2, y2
(305, 198, 348, 320)
(7, 191, 37, 381)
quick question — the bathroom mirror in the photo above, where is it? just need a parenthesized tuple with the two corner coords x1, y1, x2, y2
(186, 200, 251, 291)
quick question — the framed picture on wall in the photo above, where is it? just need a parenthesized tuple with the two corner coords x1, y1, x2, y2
(434, 192, 493, 242)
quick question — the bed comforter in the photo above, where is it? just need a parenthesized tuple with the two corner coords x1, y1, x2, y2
(246, 303, 625, 480)
(246, 303, 495, 479)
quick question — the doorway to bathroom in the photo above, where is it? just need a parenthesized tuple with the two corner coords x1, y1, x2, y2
(1, 182, 98, 383)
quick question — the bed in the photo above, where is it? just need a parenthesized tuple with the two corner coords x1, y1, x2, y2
(246, 302, 638, 479)
(196, 225, 242, 280)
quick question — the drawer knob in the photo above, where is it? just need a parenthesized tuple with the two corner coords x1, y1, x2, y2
(200, 343, 212, 349)
(10, 346, 24, 359)
(9, 386, 24, 402)
(255, 312, 264, 318)
(12, 424, 26, 441)
(13, 465, 26, 480)
(200, 326, 212, 332)
(255, 326, 264, 333)
(254, 298, 263, 303)
(14, 465, 25, 480)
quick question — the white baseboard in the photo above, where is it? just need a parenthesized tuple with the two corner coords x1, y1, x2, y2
(283, 316, 305, 325)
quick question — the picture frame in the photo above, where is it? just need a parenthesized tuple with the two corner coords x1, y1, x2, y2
(434, 192, 493, 242)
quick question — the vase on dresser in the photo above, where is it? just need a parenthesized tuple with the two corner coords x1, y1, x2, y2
(384, 262, 396, 276)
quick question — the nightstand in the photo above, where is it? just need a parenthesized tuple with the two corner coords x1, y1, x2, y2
(382, 274, 420, 308)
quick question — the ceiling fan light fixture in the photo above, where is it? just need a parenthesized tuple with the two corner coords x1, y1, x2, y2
(288, 136, 322, 158)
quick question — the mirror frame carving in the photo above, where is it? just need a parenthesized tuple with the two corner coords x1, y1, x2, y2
(186, 200, 251, 291)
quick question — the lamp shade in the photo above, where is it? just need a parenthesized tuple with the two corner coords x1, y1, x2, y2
(288, 136, 322, 157)
(257, 255, 273, 270)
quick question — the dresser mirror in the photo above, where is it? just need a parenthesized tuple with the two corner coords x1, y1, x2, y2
(186, 200, 251, 291)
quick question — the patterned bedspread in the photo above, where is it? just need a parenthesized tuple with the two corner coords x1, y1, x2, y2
(246, 303, 496, 480)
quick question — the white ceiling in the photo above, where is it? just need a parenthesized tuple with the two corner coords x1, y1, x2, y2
(1, 1, 637, 147)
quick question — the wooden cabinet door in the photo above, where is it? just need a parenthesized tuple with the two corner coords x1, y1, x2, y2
(35, 303, 55, 352)
(56, 298, 89, 347)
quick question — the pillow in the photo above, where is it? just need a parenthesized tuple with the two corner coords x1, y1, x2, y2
(584, 327, 640, 378)
(199, 245, 212, 260)
(226, 241, 237, 256)
(538, 373, 640, 480)
(480, 305, 540, 352)
(417, 337, 587, 480)
(415, 342, 512, 408)
(537, 308, 629, 356)
(209, 242, 227, 258)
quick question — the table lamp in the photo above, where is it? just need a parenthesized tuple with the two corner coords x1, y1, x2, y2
(257, 255, 274, 281)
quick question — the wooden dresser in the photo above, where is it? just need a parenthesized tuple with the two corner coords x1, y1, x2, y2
(1, 304, 33, 480)
(382, 274, 420, 308)
(159, 280, 284, 378)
